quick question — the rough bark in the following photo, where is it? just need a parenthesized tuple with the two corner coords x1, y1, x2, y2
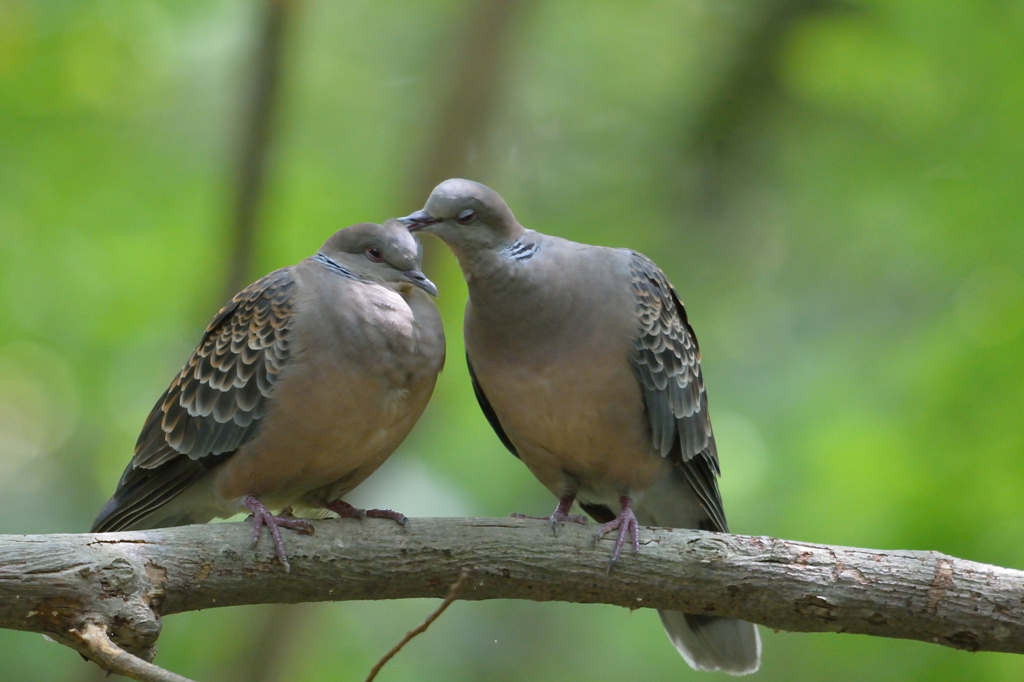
(2, 517, 1022, 671)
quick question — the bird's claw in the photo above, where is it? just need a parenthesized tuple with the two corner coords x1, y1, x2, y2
(365, 508, 410, 526)
(509, 510, 588, 536)
(594, 497, 640, 573)
(326, 500, 408, 526)
(511, 494, 588, 536)
(549, 510, 588, 536)
(244, 495, 314, 572)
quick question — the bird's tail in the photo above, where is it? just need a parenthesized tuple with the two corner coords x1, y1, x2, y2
(91, 456, 221, 532)
(633, 470, 762, 675)
(658, 610, 761, 675)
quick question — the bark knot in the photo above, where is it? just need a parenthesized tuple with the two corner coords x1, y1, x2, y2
(927, 558, 954, 614)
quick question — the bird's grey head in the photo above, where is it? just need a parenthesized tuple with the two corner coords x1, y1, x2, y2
(399, 179, 523, 253)
(318, 220, 437, 297)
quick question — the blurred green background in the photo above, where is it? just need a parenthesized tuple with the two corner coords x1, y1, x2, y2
(2, 0, 1024, 680)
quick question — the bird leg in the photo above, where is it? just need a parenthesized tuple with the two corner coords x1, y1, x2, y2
(510, 494, 588, 535)
(325, 500, 409, 526)
(243, 495, 314, 572)
(594, 495, 640, 572)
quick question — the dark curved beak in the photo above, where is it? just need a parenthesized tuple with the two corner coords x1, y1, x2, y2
(398, 210, 440, 232)
(401, 269, 439, 297)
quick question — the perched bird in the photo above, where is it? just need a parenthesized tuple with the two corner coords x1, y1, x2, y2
(400, 180, 760, 674)
(92, 221, 445, 570)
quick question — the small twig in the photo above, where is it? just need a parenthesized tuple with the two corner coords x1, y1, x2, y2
(70, 622, 198, 682)
(364, 568, 472, 682)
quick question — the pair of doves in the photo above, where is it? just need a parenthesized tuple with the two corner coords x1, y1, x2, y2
(93, 179, 760, 675)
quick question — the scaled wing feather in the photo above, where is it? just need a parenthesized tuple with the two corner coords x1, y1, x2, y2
(628, 253, 727, 532)
(91, 268, 297, 533)
(134, 267, 296, 467)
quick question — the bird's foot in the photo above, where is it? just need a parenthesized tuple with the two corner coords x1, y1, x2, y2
(510, 495, 587, 535)
(594, 495, 640, 573)
(244, 495, 314, 572)
(325, 500, 409, 526)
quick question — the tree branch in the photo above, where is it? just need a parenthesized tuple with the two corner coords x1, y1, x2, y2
(68, 623, 197, 682)
(2, 518, 1022, 677)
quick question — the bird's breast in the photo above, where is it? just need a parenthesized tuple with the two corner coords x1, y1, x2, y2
(470, 341, 662, 496)
(316, 280, 443, 382)
(464, 247, 662, 496)
(210, 277, 443, 509)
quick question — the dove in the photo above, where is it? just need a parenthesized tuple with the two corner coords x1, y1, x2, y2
(92, 220, 446, 570)
(400, 180, 760, 674)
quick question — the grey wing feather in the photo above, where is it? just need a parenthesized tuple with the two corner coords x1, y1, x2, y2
(91, 268, 297, 533)
(628, 252, 728, 532)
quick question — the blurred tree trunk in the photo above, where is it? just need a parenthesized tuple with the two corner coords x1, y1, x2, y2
(682, 0, 853, 213)
(223, 0, 298, 301)
(402, 0, 535, 266)
(405, 0, 534, 203)
(223, 2, 304, 682)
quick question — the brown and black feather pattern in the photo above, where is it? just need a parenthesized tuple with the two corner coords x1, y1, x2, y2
(627, 253, 727, 533)
(92, 268, 297, 532)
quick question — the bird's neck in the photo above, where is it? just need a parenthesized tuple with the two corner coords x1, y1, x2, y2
(459, 249, 513, 295)
(450, 230, 533, 298)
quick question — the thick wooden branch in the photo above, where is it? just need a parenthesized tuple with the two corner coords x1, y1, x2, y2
(2, 518, 1022, 675)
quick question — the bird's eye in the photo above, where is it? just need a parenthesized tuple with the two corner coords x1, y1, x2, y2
(365, 247, 383, 262)
(456, 209, 476, 224)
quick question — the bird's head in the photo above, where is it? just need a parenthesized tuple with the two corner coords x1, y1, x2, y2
(319, 220, 437, 297)
(399, 179, 523, 253)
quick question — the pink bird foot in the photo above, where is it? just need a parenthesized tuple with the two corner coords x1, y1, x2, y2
(326, 499, 409, 526)
(594, 495, 640, 572)
(511, 494, 588, 535)
(244, 495, 314, 572)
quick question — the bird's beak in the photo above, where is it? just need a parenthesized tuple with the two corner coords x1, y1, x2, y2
(401, 269, 439, 297)
(398, 210, 440, 232)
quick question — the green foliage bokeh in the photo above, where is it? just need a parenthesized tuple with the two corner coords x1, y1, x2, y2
(1, 1, 1023, 680)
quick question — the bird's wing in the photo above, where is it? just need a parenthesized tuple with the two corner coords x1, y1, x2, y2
(467, 352, 520, 459)
(628, 252, 727, 532)
(92, 267, 297, 532)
